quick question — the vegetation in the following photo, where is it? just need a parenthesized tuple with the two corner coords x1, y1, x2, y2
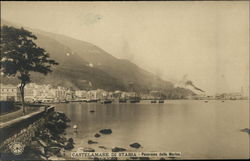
(1, 21, 194, 99)
(0, 26, 58, 114)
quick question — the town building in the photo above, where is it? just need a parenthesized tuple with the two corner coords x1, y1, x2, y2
(54, 86, 67, 102)
(23, 83, 56, 102)
(86, 89, 110, 100)
(215, 92, 243, 100)
(149, 91, 164, 100)
(66, 89, 75, 101)
(0, 84, 21, 101)
(75, 90, 87, 99)
(112, 91, 122, 99)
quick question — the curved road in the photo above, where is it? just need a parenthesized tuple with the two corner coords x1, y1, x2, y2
(0, 106, 39, 123)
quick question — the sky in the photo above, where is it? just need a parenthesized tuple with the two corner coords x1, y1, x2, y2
(1, 1, 249, 95)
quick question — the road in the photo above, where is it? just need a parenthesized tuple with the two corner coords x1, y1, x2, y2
(0, 106, 40, 123)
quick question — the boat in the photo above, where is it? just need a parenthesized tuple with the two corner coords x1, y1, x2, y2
(204, 101, 208, 103)
(60, 100, 69, 103)
(158, 100, 164, 103)
(118, 99, 127, 103)
(128, 94, 141, 103)
(86, 99, 98, 103)
(151, 100, 157, 103)
(129, 100, 140, 103)
(80, 99, 88, 102)
(100, 100, 112, 104)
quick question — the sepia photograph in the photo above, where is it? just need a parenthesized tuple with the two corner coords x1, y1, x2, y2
(0, 1, 249, 160)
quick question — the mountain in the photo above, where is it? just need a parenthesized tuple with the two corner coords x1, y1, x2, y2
(1, 19, 182, 94)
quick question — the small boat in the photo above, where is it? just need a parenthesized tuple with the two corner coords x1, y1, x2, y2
(204, 101, 208, 103)
(60, 100, 69, 103)
(129, 100, 140, 103)
(158, 100, 164, 103)
(86, 99, 98, 103)
(100, 100, 112, 104)
(151, 100, 157, 103)
(119, 99, 127, 103)
(103, 100, 112, 104)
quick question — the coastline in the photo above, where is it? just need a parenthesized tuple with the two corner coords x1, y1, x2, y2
(1, 100, 249, 160)
(0, 110, 74, 160)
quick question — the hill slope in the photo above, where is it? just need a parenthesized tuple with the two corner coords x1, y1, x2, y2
(1, 19, 174, 92)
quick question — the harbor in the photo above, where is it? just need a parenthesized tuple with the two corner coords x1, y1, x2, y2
(55, 100, 249, 159)
(1, 1, 249, 160)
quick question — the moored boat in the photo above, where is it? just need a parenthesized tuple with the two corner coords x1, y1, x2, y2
(60, 100, 69, 103)
(129, 100, 140, 103)
(86, 99, 98, 103)
(119, 99, 127, 103)
(100, 99, 112, 104)
(151, 100, 157, 103)
(158, 100, 164, 103)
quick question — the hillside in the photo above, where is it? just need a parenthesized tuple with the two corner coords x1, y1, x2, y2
(1, 19, 180, 93)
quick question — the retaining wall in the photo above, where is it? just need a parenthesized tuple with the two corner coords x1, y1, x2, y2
(0, 106, 54, 152)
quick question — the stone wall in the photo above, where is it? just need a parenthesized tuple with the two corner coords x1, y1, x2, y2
(0, 106, 54, 153)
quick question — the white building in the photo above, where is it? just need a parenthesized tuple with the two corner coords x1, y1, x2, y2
(86, 89, 108, 100)
(0, 84, 21, 101)
(75, 90, 87, 99)
(24, 83, 56, 102)
(54, 86, 67, 101)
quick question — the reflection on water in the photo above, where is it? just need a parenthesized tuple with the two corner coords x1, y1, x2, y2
(55, 100, 249, 159)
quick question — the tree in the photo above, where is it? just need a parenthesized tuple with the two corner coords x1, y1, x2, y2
(0, 25, 58, 114)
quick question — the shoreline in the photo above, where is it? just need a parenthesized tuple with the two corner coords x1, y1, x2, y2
(40, 99, 249, 107)
(0, 110, 75, 160)
(1, 100, 249, 160)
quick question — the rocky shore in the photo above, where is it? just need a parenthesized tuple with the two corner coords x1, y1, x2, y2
(1, 110, 165, 160)
(27, 111, 74, 160)
(71, 127, 149, 160)
(1, 111, 74, 160)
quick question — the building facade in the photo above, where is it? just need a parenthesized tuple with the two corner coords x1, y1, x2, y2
(0, 84, 21, 101)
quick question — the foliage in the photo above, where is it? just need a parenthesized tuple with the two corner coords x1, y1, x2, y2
(1, 26, 58, 82)
(0, 26, 58, 113)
